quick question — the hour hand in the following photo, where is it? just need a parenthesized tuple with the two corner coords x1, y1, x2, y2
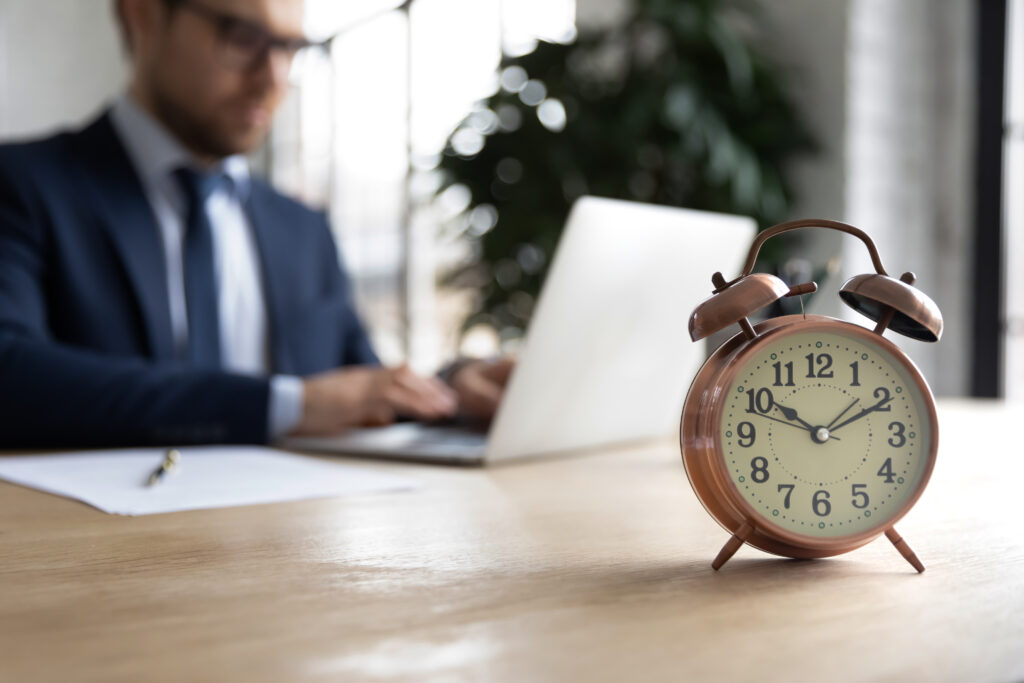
(774, 403, 815, 431)
(773, 402, 842, 442)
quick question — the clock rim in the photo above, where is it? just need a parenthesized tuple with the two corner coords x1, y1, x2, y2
(681, 315, 939, 559)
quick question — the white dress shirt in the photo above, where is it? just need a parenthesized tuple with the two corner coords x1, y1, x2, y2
(110, 95, 303, 439)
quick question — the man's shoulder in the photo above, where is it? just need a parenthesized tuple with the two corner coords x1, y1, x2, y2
(0, 133, 80, 207)
(0, 128, 75, 172)
(0, 114, 107, 183)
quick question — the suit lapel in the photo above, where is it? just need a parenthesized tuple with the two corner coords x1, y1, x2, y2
(72, 113, 176, 362)
(246, 186, 294, 374)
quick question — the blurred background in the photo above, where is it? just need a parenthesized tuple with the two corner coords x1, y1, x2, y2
(0, 0, 1019, 399)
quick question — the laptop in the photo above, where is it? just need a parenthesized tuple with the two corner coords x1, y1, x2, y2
(285, 196, 755, 465)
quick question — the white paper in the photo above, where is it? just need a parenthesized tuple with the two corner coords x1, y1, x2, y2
(0, 447, 419, 516)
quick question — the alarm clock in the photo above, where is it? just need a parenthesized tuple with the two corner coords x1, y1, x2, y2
(681, 219, 942, 572)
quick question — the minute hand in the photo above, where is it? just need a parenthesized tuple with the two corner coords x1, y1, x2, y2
(829, 398, 893, 433)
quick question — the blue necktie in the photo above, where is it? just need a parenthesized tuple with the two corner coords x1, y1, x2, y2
(173, 167, 223, 368)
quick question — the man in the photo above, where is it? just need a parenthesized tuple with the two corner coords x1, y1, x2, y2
(0, 0, 511, 448)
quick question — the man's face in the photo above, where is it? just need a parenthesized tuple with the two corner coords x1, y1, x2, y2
(134, 0, 305, 159)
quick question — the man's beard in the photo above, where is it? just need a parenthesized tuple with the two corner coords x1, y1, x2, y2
(150, 88, 263, 161)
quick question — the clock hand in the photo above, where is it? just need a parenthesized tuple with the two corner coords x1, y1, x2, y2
(773, 403, 816, 432)
(825, 397, 860, 431)
(829, 397, 894, 433)
(745, 410, 811, 433)
(773, 402, 842, 442)
(745, 409, 841, 441)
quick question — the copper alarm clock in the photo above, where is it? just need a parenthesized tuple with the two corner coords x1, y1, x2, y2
(681, 219, 942, 572)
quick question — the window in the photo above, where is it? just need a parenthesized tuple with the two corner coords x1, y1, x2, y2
(266, 0, 575, 370)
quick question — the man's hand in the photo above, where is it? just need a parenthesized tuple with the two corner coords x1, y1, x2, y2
(290, 365, 458, 437)
(448, 358, 516, 421)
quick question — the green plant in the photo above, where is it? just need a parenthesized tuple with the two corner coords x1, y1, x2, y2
(437, 0, 815, 337)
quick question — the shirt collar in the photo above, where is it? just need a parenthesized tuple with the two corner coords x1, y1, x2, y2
(110, 93, 251, 200)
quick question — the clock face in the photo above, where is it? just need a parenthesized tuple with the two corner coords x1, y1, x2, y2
(717, 325, 935, 539)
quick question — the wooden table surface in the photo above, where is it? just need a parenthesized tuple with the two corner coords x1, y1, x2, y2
(0, 400, 1021, 682)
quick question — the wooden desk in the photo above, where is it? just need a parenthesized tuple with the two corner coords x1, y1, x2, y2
(1, 400, 1021, 682)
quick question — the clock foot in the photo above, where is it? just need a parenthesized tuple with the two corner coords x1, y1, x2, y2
(712, 521, 754, 570)
(885, 527, 925, 573)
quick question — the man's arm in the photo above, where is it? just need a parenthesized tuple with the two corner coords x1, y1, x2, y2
(0, 333, 271, 447)
(0, 147, 271, 448)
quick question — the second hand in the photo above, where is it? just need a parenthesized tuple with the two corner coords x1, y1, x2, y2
(826, 397, 860, 431)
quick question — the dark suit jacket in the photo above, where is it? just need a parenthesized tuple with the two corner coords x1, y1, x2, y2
(0, 112, 378, 448)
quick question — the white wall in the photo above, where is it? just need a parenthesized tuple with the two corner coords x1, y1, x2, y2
(0, 0, 125, 140)
(575, 0, 629, 32)
(746, 0, 850, 315)
(844, 0, 974, 396)
(749, 1, 849, 225)
(736, 0, 974, 397)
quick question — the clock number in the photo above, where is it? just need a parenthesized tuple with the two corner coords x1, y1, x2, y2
(851, 484, 869, 509)
(777, 484, 794, 509)
(772, 361, 795, 387)
(737, 421, 756, 447)
(877, 458, 896, 483)
(805, 352, 834, 378)
(873, 387, 893, 411)
(812, 489, 831, 517)
(888, 421, 906, 447)
(849, 361, 861, 386)
(750, 457, 769, 483)
(746, 388, 775, 414)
